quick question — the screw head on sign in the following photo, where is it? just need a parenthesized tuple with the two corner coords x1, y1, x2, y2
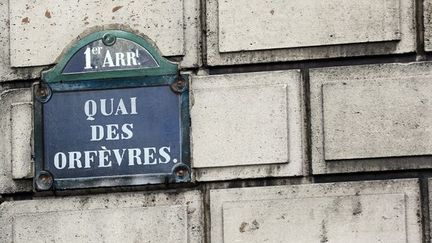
(34, 82, 52, 103)
(171, 163, 190, 182)
(102, 33, 116, 46)
(35, 171, 54, 191)
(170, 79, 187, 93)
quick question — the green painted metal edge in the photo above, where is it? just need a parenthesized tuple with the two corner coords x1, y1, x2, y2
(42, 30, 178, 83)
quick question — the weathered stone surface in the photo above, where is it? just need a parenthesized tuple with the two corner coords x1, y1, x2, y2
(210, 179, 421, 243)
(425, 0, 432, 51)
(219, 0, 400, 52)
(11, 102, 33, 179)
(206, 0, 415, 66)
(310, 62, 432, 174)
(8, 0, 200, 69)
(191, 71, 306, 181)
(0, 0, 42, 81)
(14, 206, 187, 242)
(224, 194, 406, 243)
(0, 88, 33, 193)
(323, 79, 432, 160)
(0, 190, 203, 242)
(182, 0, 201, 68)
(193, 83, 288, 167)
(428, 178, 432, 240)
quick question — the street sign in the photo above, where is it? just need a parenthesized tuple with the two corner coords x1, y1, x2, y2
(33, 30, 190, 191)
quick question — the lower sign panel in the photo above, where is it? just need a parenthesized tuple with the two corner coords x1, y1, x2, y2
(34, 81, 190, 190)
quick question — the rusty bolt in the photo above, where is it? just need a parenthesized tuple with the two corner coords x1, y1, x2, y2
(175, 168, 187, 177)
(172, 163, 190, 182)
(35, 171, 54, 191)
(170, 78, 187, 93)
(34, 82, 52, 103)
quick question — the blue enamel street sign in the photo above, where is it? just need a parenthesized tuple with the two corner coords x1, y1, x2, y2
(33, 30, 190, 191)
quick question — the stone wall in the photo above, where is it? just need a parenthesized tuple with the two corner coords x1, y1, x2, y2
(1, 0, 432, 242)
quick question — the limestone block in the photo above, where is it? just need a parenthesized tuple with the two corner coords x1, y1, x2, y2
(0, 190, 203, 242)
(0, 0, 42, 82)
(0, 88, 33, 193)
(8, 0, 200, 69)
(425, 0, 432, 51)
(310, 62, 432, 174)
(428, 178, 432, 240)
(206, 0, 415, 66)
(210, 179, 421, 243)
(219, 0, 400, 52)
(11, 102, 33, 179)
(191, 71, 306, 181)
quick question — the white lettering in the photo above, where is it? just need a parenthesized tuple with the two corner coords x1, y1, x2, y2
(84, 151, 97, 168)
(84, 98, 137, 121)
(92, 46, 102, 55)
(143, 147, 157, 165)
(68, 151, 83, 169)
(90, 125, 104, 141)
(98, 146, 112, 167)
(114, 98, 127, 115)
(52, 146, 175, 170)
(100, 98, 114, 116)
(130, 97, 137, 114)
(128, 148, 142, 165)
(158, 146, 171, 164)
(121, 123, 134, 140)
(102, 50, 115, 67)
(54, 152, 67, 169)
(113, 149, 127, 166)
(115, 52, 126, 67)
(84, 47, 92, 70)
(84, 100, 97, 121)
(126, 51, 138, 66)
(106, 124, 120, 140)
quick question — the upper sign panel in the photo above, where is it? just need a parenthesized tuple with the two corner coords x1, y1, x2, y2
(63, 38, 158, 74)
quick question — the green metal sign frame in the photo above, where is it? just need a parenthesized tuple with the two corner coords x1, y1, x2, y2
(33, 30, 191, 191)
